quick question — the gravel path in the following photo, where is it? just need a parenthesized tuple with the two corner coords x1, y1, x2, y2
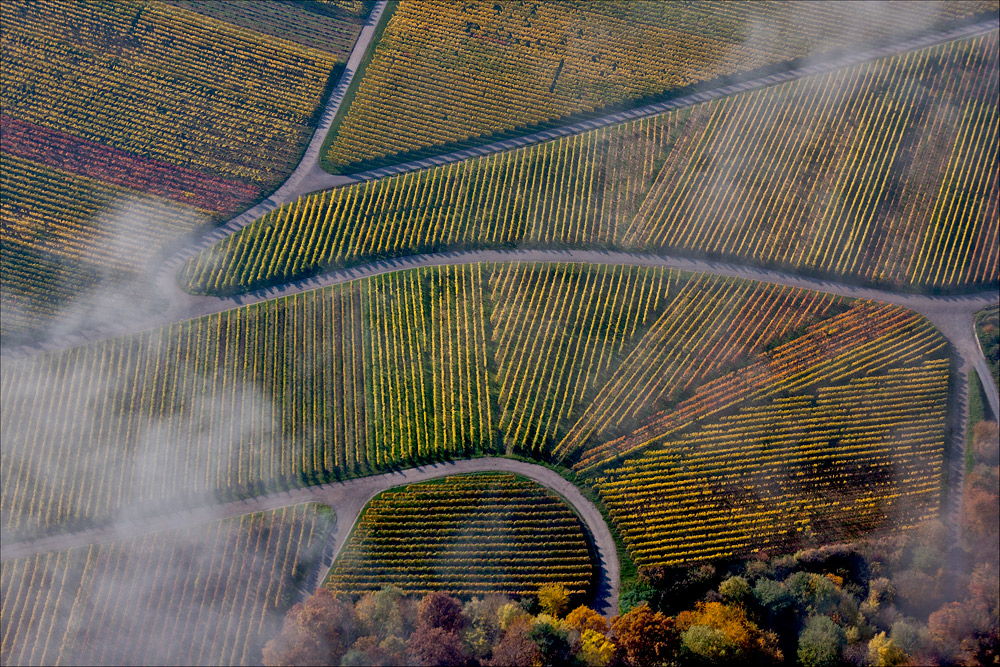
(0, 458, 620, 616)
(1, 9, 996, 618)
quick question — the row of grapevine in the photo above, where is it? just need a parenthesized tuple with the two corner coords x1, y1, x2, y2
(184, 31, 998, 296)
(163, 0, 366, 56)
(0, 0, 362, 341)
(626, 31, 999, 289)
(327, 473, 595, 597)
(489, 263, 672, 455)
(0, 264, 949, 555)
(594, 359, 949, 567)
(0, 265, 495, 539)
(554, 275, 846, 462)
(2, 0, 339, 187)
(180, 114, 681, 294)
(0, 503, 335, 666)
(1, 152, 206, 344)
(570, 301, 947, 472)
(323, 0, 992, 170)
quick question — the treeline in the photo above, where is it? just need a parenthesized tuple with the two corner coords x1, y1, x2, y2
(266, 421, 998, 666)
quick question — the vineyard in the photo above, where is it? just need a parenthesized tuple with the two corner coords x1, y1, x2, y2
(327, 473, 595, 597)
(0, 0, 361, 342)
(163, 0, 368, 56)
(0, 0, 993, 661)
(322, 0, 994, 171)
(0, 504, 335, 666)
(0, 264, 500, 539)
(184, 30, 999, 296)
(2, 262, 953, 576)
(594, 359, 950, 567)
(562, 301, 947, 471)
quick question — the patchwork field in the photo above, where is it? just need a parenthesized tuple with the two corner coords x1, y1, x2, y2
(1, 1, 997, 663)
(0, 504, 335, 666)
(1, 264, 951, 576)
(328, 473, 595, 597)
(0, 0, 363, 343)
(322, 0, 994, 171)
(184, 30, 998, 295)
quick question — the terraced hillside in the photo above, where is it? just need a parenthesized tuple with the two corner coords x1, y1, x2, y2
(0, 0, 364, 343)
(1, 264, 952, 575)
(0, 504, 335, 666)
(322, 0, 995, 171)
(328, 473, 595, 597)
(185, 30, 999, 294)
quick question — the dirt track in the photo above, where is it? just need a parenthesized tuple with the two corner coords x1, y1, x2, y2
(0, 458, 621, 616)
(1, 6, 997, 618)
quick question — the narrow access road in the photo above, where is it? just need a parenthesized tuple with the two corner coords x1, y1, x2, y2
(341, 17, 1000, 183)
(0, 458, 621, 616)
(4, 15, 995, 363)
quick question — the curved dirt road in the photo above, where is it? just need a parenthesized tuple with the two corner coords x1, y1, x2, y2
(1, 8, 996, 622)
(0, 458, 620, 616)
(4, 16, 996, 364)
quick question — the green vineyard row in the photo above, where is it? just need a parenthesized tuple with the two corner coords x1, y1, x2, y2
(327, 473, 595, 597)
(184, 31, 998, 295)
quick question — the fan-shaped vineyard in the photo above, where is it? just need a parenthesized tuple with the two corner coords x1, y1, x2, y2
(327, 473, 595, 597)
(2, 263, 953, 577)
(184, 30, 998, 296)
(563, 300, 947, 471)
(0, 504, 335, 667)
(0, 0, 362, 342)
(322, 0, 993, 171)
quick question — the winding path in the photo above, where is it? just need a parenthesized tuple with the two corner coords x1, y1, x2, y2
(3, 15, 996, 364)
(1, 5, 997, 621)
(0, 458, 620, 616)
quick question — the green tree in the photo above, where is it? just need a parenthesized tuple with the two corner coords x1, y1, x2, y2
(719, 576, 752, 606)
(797, 614, 845, 667)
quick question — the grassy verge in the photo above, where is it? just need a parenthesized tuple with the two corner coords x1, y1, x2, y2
(319, 0, 398, 174)
(974, 305, 999, 392)
(506, 453, 638, 611)
(967, 371, 986, 473)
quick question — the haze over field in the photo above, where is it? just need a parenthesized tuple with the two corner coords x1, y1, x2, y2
(1, 1, 998, 666)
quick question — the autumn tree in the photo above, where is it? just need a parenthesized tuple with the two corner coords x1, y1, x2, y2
(406, 625, 469, 666)
(565, 605, 609, 635)
(486, 616, 541, 667)
(537, 583, 571, 618)
(262, 588, 358, 666)
(355, 586, 415, 640)
(417, 591, 466, 634)
(611, 603, 677, 666)
(676, 601, 782, 666)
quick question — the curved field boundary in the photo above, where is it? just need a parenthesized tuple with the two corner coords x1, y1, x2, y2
(340, 17, 1000, 184)
(0, 458, 621, 616)
(2, 17, 995, 362)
